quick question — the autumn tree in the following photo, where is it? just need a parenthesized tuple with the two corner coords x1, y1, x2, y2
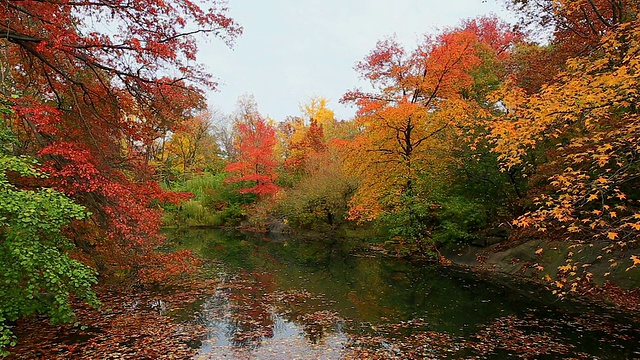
(275, 115, 306, 167)
(160, 110, 222, 177)
(506, 0, 640, 93)
(279, 149, 357, 228)
(285, 119, 328, 170)
(508, 0, 638, 54)
(489, 18, 640, 291)
(275, 98, 359, 227)
(225, 108, 279, 198)
(341, 17, 519, 250)
(301, 96, 339, 140)
(0, 0, 241, 280)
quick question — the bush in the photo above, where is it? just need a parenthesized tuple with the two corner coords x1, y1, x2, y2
(432, 197, 489, 245)
(213, 203, 245, 226)
(163, 172, 254, 227)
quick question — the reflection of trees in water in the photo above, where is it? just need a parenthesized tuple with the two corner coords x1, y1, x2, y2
(303, 321, 324, 343)
(224, 272, 277, 348)
(193, 271, 279, 350)
(183, 229, 639, 358)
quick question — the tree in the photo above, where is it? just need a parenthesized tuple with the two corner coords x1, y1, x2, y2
(489, 19, 640, 292)
(341, 17, 518, 250)
(301, 96, 338, 140)
(275, 115, 306, 166)
(279, 149, 357, 228)
(226, 115, 279, 198)
(0, 0, 241, 280)
(508, 0, 638, 53)
(506, 0, 639, 91)
(285, 119, 328, 170)
(0, 102, 98, 355)
(162, 110, 221, 177)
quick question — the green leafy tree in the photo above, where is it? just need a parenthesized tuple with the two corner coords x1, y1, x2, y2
(0, 101, 98, 355)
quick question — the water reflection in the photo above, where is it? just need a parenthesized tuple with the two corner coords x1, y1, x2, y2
(192, 269, 347, 359)
(167, 229, 640, 359)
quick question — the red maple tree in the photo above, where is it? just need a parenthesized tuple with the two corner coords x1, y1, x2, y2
(285, 119, 328, 170)
(226, 117, 280, 197)
(0, 0, 241, 281)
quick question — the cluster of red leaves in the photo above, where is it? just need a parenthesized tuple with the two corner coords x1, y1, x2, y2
(37, 140, 197, 280)
(284, 119, 328, 170)
(343, 319, 464, 360)
(225, 117, 280, 197)
(1, 0, 240, 283)
(575, 281, 640, 313)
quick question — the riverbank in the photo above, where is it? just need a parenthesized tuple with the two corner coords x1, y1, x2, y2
(267, 222, 640, 313)
(439, 239, 640, 313)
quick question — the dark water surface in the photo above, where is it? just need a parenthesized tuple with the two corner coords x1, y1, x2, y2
(167, 228, 640, 359)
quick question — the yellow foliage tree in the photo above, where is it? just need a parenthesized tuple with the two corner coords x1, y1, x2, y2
(163, 111, 220, 176)
(489, 21, 640, 288)
(301, 96, 338, 140)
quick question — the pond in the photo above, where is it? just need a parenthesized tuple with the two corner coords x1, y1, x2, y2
(167, 228, 640, 359)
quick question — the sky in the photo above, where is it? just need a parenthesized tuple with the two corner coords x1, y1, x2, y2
(199, 0, 517, 121)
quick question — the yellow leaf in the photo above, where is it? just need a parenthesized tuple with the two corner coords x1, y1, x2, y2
(535, 248, 544, 255)
(607, 232, 618, 240)
(558, 264, 573, 272)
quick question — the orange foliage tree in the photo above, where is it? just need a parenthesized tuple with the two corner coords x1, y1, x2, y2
(285, 119, 328, 170)
(341, 17, 519, 249)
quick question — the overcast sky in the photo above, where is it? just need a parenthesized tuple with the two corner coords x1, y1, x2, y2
(199, 0, 516, 121)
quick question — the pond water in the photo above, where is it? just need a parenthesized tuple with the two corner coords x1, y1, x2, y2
(167, 228, 640, 359)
